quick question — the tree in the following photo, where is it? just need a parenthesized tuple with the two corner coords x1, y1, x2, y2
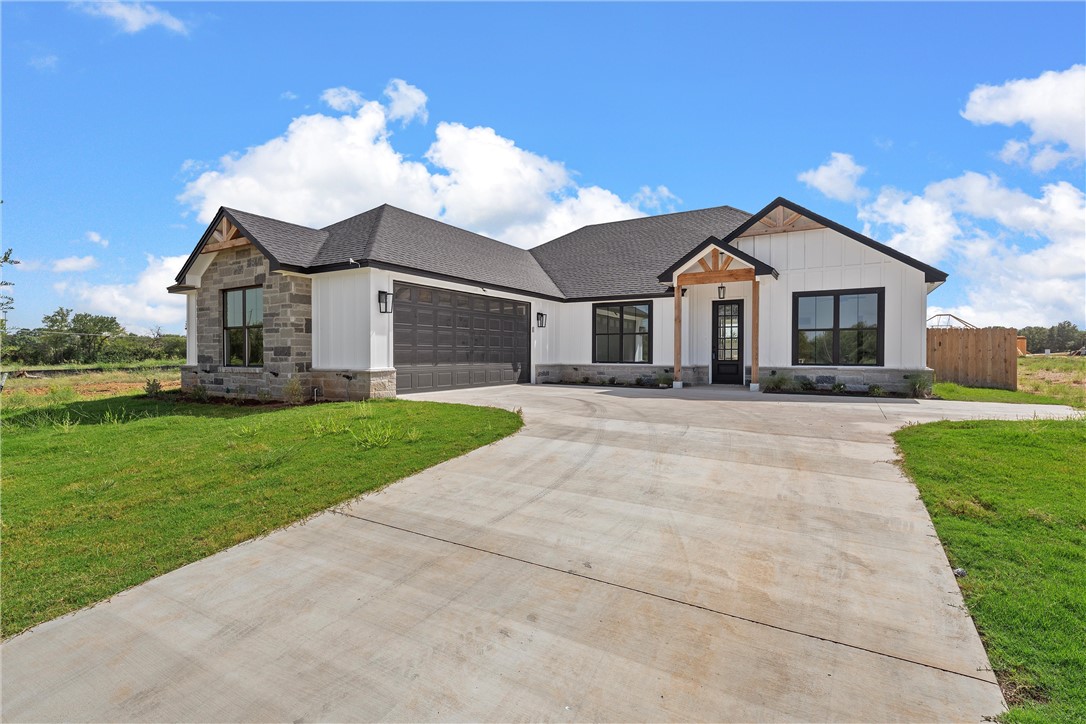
(1018, 321, 1086, 353)
(0, 248, 18, 317)
(71, 313, 124, 362)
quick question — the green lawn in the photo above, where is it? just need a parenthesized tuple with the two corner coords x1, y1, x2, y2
(933, 382, 1070, 407)
(1, 392, 522, 638)
(2, 358, 185, 372)
(895, 418, 1086, 722)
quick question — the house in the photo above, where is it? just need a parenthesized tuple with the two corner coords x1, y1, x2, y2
(168, 197, 946, 400)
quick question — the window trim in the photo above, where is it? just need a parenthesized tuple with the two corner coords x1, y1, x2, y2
(222, 285, 264, 368)
(792, 287, 885, 366)
(591, 300, 653, 364)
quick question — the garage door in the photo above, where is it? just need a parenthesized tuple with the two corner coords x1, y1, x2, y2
(393, 282, 531, 393)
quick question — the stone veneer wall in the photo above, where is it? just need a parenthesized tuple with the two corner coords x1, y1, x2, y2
(309, 370, 397, 401)
(535, 364, 710, 386)
(761, 366, 933, 394)
(181, 244, 313, 400)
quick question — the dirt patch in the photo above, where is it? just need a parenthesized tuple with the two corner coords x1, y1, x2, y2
(998, 671, 1049, 707)
(17, 380, 182, 398)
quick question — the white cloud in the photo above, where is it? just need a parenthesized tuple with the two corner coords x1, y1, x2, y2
(320, 86, 365, 112)
(962, 65, 1085, 171)
(65, 254, 188, 332)
(52, 255, 99, 273)
(280, 91, 298, 101)
(384, 79, 428, 124)
(630, 185, 681, 213)
(858, 173, 1085, 326)
(85, 231, 109, 247)
(797, 152, 869, 202)
(29, 54, 59, 71)
(76, 2, 188, 35)
(179, 81, 671, 248)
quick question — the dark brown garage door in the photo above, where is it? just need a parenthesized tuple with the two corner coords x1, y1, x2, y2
(393, 282, 530, 393)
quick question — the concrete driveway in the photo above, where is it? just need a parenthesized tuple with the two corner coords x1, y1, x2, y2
(3, 386, 1074, 722)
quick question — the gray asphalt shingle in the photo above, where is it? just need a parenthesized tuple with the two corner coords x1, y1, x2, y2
(208, 203, 752, 300)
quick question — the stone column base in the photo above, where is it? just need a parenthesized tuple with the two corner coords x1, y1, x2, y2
(310, 369, 397, 401)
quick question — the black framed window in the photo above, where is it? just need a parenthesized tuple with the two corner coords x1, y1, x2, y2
(223, 286, 263, 367)
(793, 288, 883, 366)
(593, 302, 652, 363)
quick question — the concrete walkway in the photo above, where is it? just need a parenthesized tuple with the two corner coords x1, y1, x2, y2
(2, 386, 1075, 722)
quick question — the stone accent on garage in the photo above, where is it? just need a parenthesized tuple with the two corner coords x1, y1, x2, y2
(761, 366, 934, 394)
(310, 369, 397, 401)
(535, 364, 710, 386)
(184, 244, 314, 401)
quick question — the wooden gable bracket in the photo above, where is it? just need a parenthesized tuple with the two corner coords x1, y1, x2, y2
(742, 205, 826, 238)
(202, 216, 250, 254)
(694, 248, 739, 274)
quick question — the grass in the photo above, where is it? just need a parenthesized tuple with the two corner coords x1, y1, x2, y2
(895, 418, 1086, 722)
(2, 358, 185, 372)
(934, 354, 1085, 410)
(1, 385, 522, 638)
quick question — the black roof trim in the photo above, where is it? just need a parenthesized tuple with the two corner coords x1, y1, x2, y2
(657, 235, 778, 282)
(336, 260, 568, 303)
(173, 207, 284, 283)
(166, 283, 196, 294)
(719, 197, 949, 283)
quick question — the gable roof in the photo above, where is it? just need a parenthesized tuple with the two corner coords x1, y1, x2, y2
(529, 205, 752, 299)
(175, 205, 564, 300)
(718, 197, 949, 284)
(174, 196, 947, 300)
(657, 237, 779, 282)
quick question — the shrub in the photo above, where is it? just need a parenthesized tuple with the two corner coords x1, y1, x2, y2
(869, 384, 886, 397)
(144, 378, 163, 398)
(189, 384, 209, 402)
(657, 372, 674, 387)
(608, 376, 617, 385)
(905, 373, 931, 398)
(799, 377, 816, 392)
(283, 376, 304, 405)
(832, 382, 846, 393)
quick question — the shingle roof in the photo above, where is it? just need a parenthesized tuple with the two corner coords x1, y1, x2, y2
(529, 206, 752, 298)
(314, 205, 564, 298)
(179, 204, 752, 299)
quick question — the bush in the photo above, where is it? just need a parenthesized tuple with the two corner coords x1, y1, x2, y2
(799, 377, 816, 391)
(762, 373, 793, 392)
(832, 382, 846, 393)
(905, 373, 931, 398)
(868, 384, 885, 397)
(657, 372, 674, 387)
(283, 377, 304, 405)
(189, 384, 209, 402)
(144, 378, 163, 398)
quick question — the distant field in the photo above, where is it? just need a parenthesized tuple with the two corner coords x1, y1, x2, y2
(1, 358, 185, 373)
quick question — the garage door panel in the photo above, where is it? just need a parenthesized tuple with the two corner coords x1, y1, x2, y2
(394, 282, 530, 393)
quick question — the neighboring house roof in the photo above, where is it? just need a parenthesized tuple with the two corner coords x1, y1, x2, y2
(529, 206, 752, 299)
(174, 196, 947, 299)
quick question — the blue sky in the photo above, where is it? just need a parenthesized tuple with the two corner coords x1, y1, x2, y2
(4, 1, 1084, 333)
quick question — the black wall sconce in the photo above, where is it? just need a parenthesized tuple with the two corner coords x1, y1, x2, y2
(536, 312, 547, 328)
(717, 284, 727, 299)
(377, 290, 392, 313)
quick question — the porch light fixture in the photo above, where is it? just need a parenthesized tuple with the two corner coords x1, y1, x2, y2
(377, 290, 392, 313)
(717, 283, 727, 299)
(536, 312, 547, 328)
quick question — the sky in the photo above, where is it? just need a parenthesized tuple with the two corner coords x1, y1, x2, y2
(3, 1, 1084, 334)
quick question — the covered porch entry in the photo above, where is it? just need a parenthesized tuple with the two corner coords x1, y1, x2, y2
(658, 236, 779, 389)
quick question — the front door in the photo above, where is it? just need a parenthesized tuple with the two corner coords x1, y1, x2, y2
(712, 300, 744, 384)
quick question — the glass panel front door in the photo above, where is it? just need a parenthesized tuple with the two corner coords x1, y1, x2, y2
(712, 300, 744, 384)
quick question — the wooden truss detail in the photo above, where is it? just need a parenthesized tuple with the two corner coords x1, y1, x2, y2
(741, 205, 825, 238)
(202, 217, 250, 253)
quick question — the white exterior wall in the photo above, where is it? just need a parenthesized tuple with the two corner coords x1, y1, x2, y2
(311, 267, 563, 381)
(185, 292, 198, 365)
(308, 227, 930, 383)
(732, 228, 928, 369)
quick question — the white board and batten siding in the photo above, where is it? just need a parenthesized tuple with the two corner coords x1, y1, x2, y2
(733, 227, 929, 369)
(310, 267, 563, 380)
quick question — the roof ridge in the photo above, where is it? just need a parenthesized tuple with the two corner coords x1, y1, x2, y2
(577, 204, 752, 231)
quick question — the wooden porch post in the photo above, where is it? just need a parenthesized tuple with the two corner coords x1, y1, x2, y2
(673, 284, 683, 386)
(751, 278, 760, 387)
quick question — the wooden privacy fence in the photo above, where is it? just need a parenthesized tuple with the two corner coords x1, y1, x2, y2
(927, 327, 1018, 390)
